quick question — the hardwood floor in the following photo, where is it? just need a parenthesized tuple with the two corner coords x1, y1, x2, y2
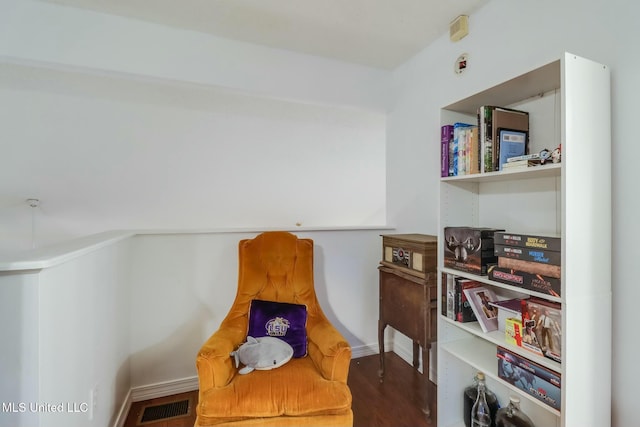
(124, 352, 435, 427)
(351, 352, 435, 427)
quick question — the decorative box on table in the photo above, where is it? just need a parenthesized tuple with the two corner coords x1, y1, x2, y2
(381, 233, 437, 278)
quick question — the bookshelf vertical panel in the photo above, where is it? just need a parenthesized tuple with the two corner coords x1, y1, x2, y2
(437, 53, 611, 427)
(563, 293, 611, 427)
(562, 53, 611, 427)
(562, 53, 612, 299)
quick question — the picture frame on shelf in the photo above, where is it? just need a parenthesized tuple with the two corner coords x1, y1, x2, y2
(463, 286, 499, 333)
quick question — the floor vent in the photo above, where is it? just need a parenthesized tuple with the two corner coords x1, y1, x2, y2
(138, 398, 191, 424)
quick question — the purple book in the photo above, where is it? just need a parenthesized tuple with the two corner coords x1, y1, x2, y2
(441, 124, 454, 177)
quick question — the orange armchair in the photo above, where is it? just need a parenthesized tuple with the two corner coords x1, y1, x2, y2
(195, 231, 353, 426)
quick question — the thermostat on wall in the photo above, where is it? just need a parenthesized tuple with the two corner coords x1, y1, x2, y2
(455, 53, 468, 75)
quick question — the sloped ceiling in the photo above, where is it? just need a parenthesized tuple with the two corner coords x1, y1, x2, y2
(41, 0, 489, 69)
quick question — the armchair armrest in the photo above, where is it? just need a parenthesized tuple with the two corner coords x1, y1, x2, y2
(196, 319, 246, 390)
(307, 319, 352, 383)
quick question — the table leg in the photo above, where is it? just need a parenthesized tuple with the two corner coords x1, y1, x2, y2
(412, 341, 420, 369)
(422, 345, 432, 423)
(378, 320, 386, 380)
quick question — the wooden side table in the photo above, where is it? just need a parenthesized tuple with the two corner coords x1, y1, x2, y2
(378, 234, 438, 421)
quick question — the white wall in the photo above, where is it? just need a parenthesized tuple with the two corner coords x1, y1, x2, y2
(0, 271, 40, 427)
(387, 0, 638, 425)
(0, 237, 132, 427)
(38, 239, 132, 427)
(0, 0, 389, 256)
(0, 62, 387, 254)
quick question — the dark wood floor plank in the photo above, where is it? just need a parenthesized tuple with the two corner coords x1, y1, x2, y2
(350, 352, 435, 427)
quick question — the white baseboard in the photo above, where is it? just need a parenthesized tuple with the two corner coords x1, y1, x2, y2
(353, 336, 437, 382)
(112, 389, 132, 427)
(350, 342, 379, 358)
(131, 376, 200, 402)
(112, 378, 198, 427)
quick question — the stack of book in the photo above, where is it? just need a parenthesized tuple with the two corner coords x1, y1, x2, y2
(441, 105, 531, 176)
(488, 231, 562, 297)
(477, 105, 530, 172)
(441, 122, 479, 177)
(442, 273, 483, 323)
(441, 272, 501, 333)
(502, 153, 543, 170)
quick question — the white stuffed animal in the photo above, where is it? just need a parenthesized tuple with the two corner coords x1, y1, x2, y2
(230, 336, 294, 374)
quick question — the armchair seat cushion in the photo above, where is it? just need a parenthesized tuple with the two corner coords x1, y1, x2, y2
(197, 357, 352, 424)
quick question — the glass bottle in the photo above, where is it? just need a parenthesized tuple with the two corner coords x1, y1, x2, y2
(495, 396, 535, 427)
(464, 372, 499, 427)
(471, 372, 492, 427)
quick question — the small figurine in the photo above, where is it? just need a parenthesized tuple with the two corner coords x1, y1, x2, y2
(539, 148, 552, 165)
(551, 144, 562, 163)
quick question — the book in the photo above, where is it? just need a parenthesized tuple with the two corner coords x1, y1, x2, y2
(452, 122, 474, 176)
(507, 152, 543, 162)
(458, 125, 480, 176)
(441, 124, 453, 177)
(493, 232, 561, 251)
(463, 286, 499, 332)
(467, 125, 480, 175)
(441, 272, 447, 316)
(455, 277, 482, 322)
(498, 128, 527, 171)
(488, 265, 561, 297)
(494, 244, 562, 265)
(497, 257, 561, 278)
(521, 297, 562, 363)
(490, 107, 529, 171)
(478, 105, 494, 174)
(445, 273, 455, 319)
(457, 126, 468, 176)
(501, 159, 542, 170)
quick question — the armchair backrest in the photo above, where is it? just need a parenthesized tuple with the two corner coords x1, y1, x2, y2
(223, 231, 326, 331)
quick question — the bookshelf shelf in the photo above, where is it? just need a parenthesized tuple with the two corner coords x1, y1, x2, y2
(440, 267, 562, 303)
(440, 163, 560, 183)
(442, 338, 562, 417)
(440, 316, 561, 373)
(436, 53, 611, 427)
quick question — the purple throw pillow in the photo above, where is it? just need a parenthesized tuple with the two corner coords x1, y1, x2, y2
(247, 299, 308, 358)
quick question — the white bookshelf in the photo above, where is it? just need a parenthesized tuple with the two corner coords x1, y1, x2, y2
(437, 53, 611, 427)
